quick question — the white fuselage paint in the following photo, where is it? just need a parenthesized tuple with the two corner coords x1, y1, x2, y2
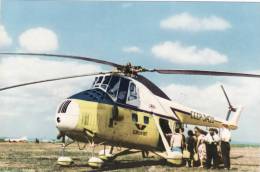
(56, 100, 80, 131)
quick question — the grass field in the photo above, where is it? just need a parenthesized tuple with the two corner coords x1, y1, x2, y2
(0, 142, 259, 172)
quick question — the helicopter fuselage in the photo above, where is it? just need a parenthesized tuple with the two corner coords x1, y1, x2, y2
(55, 74, 239, 151)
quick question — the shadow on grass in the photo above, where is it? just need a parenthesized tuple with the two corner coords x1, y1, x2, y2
(231, 155, 244, 159)
(74, 159, 168, 172)
(96, 159, 166, 172)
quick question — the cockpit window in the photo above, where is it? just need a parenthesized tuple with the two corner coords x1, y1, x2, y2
(107, 76, 120, 99)
(92, 77, 98, 87)
(96, 76, 103, 84)
(103, 76, 111, 85)
(128, 82, 137, 101)
(101, 76, 111, 90)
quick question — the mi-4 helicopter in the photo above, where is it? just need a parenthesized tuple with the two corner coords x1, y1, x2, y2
(1, 52, 260, 167)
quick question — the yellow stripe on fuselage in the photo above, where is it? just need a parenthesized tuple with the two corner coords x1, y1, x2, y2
(73, 99, 160, 149)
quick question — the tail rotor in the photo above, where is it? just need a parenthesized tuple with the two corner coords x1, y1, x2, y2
(220, 85, 237, 120)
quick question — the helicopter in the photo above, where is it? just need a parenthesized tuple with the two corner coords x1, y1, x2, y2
(1, 52, 260, 167)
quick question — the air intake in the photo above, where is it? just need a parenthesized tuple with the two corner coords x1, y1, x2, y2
(58, 100, 71, 113)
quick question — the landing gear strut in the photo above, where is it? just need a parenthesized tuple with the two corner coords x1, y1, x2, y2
(57, 136, 74, 166)
(88, 141, 104, 168)
(99, 145, 114, 161)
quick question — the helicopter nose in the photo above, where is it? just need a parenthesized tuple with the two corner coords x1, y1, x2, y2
(55, 99, 80, 131)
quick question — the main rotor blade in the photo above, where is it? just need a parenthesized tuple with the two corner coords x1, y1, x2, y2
(0, 53, 123, 68)
(151, 69, 260, 78)
(0, 72, 112, 91)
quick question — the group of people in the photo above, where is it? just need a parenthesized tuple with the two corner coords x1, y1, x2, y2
(168, 123, 231, 170)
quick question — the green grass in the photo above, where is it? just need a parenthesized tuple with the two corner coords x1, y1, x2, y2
(231, 144, 260, 148)
(0, 142, 259, 171)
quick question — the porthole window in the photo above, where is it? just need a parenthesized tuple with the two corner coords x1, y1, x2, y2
(132, 113, 138, 122)
(144, 116, 149, 124)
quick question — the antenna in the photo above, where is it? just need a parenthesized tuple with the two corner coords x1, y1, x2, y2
(220, 85, 236, 120)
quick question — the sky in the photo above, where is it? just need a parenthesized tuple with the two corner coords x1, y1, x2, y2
(0, 1, 260, 143)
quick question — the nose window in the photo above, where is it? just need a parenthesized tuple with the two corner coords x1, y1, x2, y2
(58, 100, 71, 113)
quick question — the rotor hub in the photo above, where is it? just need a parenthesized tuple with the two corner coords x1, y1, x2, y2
(117, 62, 148, 76)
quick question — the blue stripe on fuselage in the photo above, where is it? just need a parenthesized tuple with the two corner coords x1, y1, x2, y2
(69, 88, 114, 105)
(69, 88, 180, 121)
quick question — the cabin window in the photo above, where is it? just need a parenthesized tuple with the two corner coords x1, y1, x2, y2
(132, 113, 138, 122)
(128, 82, 137, 101)
(117, 78, 130, 104)
(144, 116, 149, 124)
(107, 76, 120, 99)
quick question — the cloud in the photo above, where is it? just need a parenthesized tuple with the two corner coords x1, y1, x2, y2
(160, 12, 231, 32)
(162, 75, 260, 143)
(0, 56, 102, 138)
(19, 27, 58, 53)
(151, 41, 228, 65)
(122, 46, 142, 53)
(0, 25, 12, 48)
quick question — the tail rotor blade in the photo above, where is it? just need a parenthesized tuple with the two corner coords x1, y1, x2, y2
(221, 85, 233, 109)
(226, 110, 232, 121)
(220, 85, 236, 120)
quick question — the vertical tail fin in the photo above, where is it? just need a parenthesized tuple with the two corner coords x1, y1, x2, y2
(228, 106, 243, 129)
(220, 85, 243, 130)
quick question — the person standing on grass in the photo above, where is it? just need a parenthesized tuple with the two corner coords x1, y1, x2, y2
(220, 123, 231, 170)
(204, 128, 219, 169)
(214, 129, 222, 164)
(186, 130, 196, 167)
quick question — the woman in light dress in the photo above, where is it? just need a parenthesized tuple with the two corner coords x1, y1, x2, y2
(194, 127, 207, 168)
